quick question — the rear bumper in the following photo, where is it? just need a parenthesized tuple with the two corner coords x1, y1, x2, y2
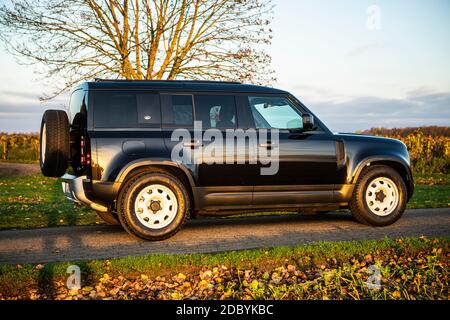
(61, 174, 108, 212)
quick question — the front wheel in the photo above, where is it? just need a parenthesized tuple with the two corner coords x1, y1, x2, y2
(350, 165, 407, 226)
(117, 171, 190, 240)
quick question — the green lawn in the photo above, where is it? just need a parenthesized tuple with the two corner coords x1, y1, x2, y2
(0, 237, 447, 300)
(0, 175, 101, 229)
(0, 173, 448, 230)
(409, 185, 450, 208)
(413, 172, 450, 185)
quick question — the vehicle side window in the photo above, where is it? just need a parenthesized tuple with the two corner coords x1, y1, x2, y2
(136, 94, 161, 126)
(194, 95, 237, 129)
(69, 89, 85, 123)
(92, 91, 162, 128)
(248, 96, 303, 129)
(161, 95, 194, 126)
(93, 92, 138, 128)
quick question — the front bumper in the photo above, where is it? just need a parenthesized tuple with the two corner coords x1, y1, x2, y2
(61, 174, 108, 212)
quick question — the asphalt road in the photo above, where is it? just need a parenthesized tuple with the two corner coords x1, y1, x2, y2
(0, 161, 40, 178)
(0, 208, 449, 265)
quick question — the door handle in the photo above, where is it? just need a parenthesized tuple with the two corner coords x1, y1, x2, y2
(259, 142, 278, 149)
(183, 140, 203, 148)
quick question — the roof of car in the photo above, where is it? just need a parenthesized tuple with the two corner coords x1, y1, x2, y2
(78, 79, 288, 94)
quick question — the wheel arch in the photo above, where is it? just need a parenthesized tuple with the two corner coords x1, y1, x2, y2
(351, 157, 414, 200)
(114, 160, 196, 213)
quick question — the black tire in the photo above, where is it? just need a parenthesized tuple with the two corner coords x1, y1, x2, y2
(95, 210, 120, 225)
(117, 171, 190, 240)
(40, 110, 70, 177)
(350, 165, 407, 226)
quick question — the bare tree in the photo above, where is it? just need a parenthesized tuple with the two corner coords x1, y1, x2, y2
(0, 0, 275, 98)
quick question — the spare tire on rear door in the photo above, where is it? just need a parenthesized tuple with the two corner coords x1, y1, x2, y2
(40, 110, 70, 177)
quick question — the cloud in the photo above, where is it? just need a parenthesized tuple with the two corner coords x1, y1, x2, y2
(0, 96, 67, 133)
(0, 87, 449, 133)
(345, 42, 385, 57)
(310, 91, 450, 132)
(0, 88, 68, 105)
(282, 83, 351, 103)
(0, 90, 40, 100)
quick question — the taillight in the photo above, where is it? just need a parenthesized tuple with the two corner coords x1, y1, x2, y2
(80, 136, 88, 167)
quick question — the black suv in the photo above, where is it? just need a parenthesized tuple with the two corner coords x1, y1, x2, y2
(40, 80, 414, 240)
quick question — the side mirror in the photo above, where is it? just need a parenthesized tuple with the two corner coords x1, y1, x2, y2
(302, 113, 314, 130)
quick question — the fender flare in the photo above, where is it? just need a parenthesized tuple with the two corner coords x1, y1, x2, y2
(114, 159, 196, 188)
(350, 155, 412, 185)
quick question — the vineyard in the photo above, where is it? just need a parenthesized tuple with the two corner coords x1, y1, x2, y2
(1, 127, 449, 173)
(0, 133, 39, 162)
(362, 127, 450, 174)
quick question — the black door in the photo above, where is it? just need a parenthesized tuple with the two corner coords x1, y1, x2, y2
(161, 93, 253, 209)
(242, 95, 342, 205)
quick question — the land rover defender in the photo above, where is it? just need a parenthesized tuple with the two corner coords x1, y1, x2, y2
(39, 80, 414, 240)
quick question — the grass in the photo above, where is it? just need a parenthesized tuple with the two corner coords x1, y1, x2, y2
(0, 159, 39, 164)
(413, 172, 450, 185)
(0, 174, 101, 229)
(409, 185, 450, 209)
(0, 173, 448, 230)
(0, 237, 448, 299)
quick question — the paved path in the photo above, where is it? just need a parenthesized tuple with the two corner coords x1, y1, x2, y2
(0, 208, 448, 264)
(0, 162, 39, 178)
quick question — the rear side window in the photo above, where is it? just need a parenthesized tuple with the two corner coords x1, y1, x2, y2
(69, 89, 86, 123)
(194, 95, 237, 129)
(93, 91, 161, 128)
(136, 94, 161, 126)
(161, 94, 194, 126)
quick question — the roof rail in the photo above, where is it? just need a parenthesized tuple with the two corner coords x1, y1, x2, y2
(93, 78, 241, 84)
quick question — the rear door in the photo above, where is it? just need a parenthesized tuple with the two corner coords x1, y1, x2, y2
(161, 92, 253, 209)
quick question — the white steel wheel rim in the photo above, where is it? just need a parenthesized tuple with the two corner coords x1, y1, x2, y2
(365, 177, 399, 216)
(134, 184, 178, 229)
(41, 123, 46, 164)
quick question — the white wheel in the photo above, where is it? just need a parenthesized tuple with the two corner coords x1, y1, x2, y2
(365, 177, 399, 216)
(134, 184, 178, 230)
(40, 123, 46, 163)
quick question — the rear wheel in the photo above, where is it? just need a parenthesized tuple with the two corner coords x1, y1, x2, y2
(95, 210, 120, 225)
(350, 165, 406, 226)
(40, 110, 70, 177)
(117, 171, 190, 240)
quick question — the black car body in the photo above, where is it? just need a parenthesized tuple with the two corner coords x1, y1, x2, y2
(40, 80, 414, 240)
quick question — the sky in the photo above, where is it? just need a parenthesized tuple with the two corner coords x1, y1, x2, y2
(0, 0, 449, 133)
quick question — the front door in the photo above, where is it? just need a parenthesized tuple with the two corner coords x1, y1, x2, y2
(243, 95, 341, 205)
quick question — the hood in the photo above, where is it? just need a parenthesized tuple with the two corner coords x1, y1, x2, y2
(333, 132, 403, 144)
